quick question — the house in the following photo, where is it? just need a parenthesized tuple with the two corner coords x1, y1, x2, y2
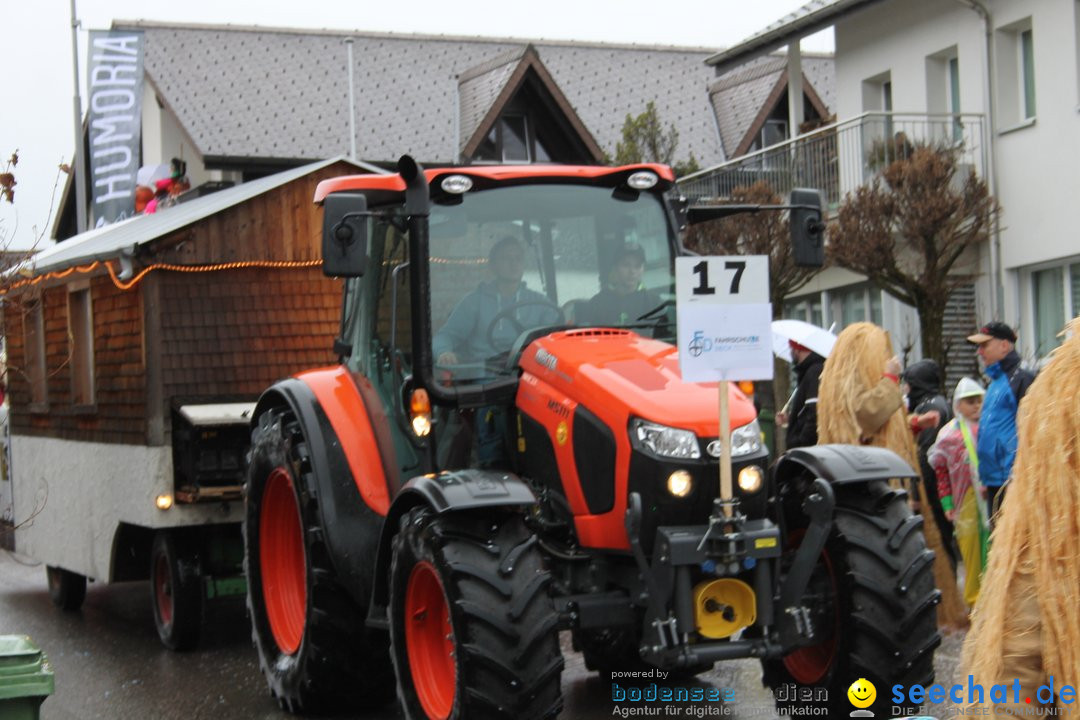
(684, 0, 1080, 376)
(55, 21, 835, 239)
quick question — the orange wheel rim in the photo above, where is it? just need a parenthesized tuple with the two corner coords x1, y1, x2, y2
(405, 561, 456, 719)
(154, 553, 173, 626)
(782, 532, 839, 684)
(261, 467, 307, 655)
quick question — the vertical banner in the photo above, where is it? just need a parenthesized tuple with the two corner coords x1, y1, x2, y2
(87, 30, 144, 228)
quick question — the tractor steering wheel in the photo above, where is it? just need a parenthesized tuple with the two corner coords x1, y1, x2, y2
(484, 300, 564, 353)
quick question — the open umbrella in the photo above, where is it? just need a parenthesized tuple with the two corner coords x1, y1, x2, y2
(771, 319, 837, 362)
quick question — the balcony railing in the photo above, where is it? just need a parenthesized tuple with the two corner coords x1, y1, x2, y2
(677, 112, 987, 209)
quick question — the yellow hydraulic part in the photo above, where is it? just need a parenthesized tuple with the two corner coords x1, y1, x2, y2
(693, 578, 756, 639)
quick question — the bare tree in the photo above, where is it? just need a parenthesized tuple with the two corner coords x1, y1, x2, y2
(829, 143, 998, 370)
(684, 181, 819, 447)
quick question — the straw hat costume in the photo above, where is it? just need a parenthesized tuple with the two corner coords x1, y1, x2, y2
(817, 322, 968, 629)
(963, 317, 1080, 713)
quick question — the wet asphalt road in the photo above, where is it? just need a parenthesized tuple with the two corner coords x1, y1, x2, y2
(0, 549, 966, 720)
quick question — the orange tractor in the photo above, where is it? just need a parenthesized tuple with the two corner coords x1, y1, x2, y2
(243, 157, 940, 718)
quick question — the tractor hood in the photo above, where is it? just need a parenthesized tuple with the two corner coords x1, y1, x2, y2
(518, 329, 756, 437)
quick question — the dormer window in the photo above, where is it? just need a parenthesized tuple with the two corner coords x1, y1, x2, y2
(474, 114, 553, 163)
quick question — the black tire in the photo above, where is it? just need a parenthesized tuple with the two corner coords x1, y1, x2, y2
(763, 480, 941, 717)
(46, 566, 86, 611)
(150, 530, 203, 651)
(389, 507, 563, 720)
(244, 407, 392, 715)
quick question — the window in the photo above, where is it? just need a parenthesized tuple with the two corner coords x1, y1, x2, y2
(1075, 0, 1080, 105)
(1028, 261, 1080, 358)
(473, 113, 553, 164)
(861, 72, 894, 174)
(24, 300, 47, 408)
(1072, 262, 1080, 316)
(783, 296, 823, 327)
(926, 48, 960, 141)
(948, 56, 962, 141)
(1021, 29, 1036, 120)
(67, 285, 95, 408)
(996, 19, 1036, 128)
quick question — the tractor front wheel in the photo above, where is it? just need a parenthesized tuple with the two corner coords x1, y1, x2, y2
(763, 479, 941, 717)
(389, 507, 563, 720)
(244, 407, 392, 714)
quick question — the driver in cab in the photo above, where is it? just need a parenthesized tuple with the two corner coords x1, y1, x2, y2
(434, 236, 558, 365)
(579, 242, 660, 327)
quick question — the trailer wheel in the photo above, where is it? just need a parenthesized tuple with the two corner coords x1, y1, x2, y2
(763, 480, 941, 716)
(389, 507, 563, 720)
(46, 566, 86, 611)
(244, 407, 392, 714)
(150, 530, 203, 651)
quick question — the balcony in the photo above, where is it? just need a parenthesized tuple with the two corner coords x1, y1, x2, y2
(677, 112, 988, 209)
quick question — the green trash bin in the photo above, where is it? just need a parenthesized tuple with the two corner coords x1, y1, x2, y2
(0, 636, 54, 720)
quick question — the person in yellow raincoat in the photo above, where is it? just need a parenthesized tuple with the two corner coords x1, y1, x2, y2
(928, 377, 988, 608)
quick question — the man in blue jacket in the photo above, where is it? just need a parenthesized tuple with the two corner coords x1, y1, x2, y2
(967, 321, 1035, 526)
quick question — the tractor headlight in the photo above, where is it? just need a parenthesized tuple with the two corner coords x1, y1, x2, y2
(738, 465, 764, 493)
(666, 470, 693, 498)
(630, 419, 700, 459)
(730, 419, 763, 458)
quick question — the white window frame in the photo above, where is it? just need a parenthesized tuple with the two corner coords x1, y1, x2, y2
(1021, 255, 1079, 360)
(996, 17, 1036, 132)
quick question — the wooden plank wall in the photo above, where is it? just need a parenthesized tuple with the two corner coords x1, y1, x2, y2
(6, 274, 146, 444)
(5, 160, 358, 446)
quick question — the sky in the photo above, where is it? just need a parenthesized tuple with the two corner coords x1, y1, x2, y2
(0, 0, 832, 251)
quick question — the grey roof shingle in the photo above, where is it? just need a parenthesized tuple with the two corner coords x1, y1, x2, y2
(121, 21, 833, 171)
(709, 54, 835, 156)
(458, 48, 526, 151)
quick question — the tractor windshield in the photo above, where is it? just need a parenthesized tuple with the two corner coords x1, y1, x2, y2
(428, 183, 677, 382)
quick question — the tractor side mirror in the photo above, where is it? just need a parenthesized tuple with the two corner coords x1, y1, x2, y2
(321, 192, 369, 277)
(789, 188, 825, 268)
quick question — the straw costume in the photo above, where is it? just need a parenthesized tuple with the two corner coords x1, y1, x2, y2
(962, 317, 1080, 713)
(928, 377, 988, 607)
(817, 322, 968, 629)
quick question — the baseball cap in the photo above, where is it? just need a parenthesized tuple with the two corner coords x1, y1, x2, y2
(967, 321, 1016, 344)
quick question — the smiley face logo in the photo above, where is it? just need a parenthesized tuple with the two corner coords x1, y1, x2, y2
(847, 678, 877, 709)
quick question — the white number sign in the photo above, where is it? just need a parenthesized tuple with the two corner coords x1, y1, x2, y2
(675, 256, 774, 382)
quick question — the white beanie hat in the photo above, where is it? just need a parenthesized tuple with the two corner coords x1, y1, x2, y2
(954, 376, 986, 400)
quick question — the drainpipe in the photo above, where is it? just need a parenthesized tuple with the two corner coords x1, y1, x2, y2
(955, 0, 1004, 320)
(345, 37, 357, 161)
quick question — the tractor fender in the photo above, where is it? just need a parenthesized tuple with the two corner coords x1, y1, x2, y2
(367, 469, 537, 629)
(251, 373, 389, 610)
(773, 443, 918, 487)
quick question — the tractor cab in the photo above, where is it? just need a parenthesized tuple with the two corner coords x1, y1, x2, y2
(316, 160, 697, 476)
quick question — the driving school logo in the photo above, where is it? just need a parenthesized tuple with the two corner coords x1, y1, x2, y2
(687, 330, 761, 357)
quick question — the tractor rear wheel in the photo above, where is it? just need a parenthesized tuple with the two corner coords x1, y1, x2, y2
(244, 407, 392, 714)
(150, 530, 203, 650)
(46, 566, 86, 611)
(763, 479, 941, 717)
(389, 507, 563, 720)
